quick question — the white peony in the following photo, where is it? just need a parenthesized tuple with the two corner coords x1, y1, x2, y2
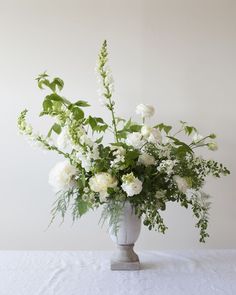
(136, 104, 155, 118)
(125, 132, 144, 149)
(48, 161, 77, 192)
(138, 153, 156, 167)
(173, 175, 189, 194)
(121, 173, 143, 197)
(89, 172, 118, 202)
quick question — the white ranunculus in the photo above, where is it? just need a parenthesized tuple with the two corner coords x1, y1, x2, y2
(121, 173, 143, 197)
(208, 142, 218, 151)
(147, 128, 162, 144)
(138, 153, 155, 167)
(89, 172, 118, 202)
(125, 132, 144, 149)
(136, 104, 155, 118)
(173, 175, 189, 194)
(48, 161, 77, 192)
(56, 128, 71, 150)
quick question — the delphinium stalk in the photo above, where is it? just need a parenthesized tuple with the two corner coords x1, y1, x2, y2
(97, 40, 119, 142)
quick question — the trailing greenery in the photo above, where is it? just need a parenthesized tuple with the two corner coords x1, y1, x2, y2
(17, 40, 230, 243)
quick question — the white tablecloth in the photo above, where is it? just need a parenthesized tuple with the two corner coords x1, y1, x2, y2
(0, 250, 235, 295)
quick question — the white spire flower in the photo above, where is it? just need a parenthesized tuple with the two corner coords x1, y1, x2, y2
(56, 127, 71, 150)
(136, 104, 155, 118)
(121, 173, 143, 196)
(48, 161, 77, 192)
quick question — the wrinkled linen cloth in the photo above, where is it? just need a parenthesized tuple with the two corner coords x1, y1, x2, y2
(0, 250, 235, 295)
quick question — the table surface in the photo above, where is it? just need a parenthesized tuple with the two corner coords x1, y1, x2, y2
(0, 250, 235, 295)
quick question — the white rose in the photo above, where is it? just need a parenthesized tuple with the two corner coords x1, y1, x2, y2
(121, 173, 143, 196)
(208, 142, 218, 151)
(125, 132, 144, 149)
(138, 153, 155, 167)
(48, 161, 77, 192)
(89, 172, 118, 202)
(136, 104, 155, 118)
(173, 175, 189, 194)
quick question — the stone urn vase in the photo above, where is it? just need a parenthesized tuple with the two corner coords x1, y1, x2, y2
(109, 201, 141, 271)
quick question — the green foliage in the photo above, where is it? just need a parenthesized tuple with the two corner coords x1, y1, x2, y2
(17, 40, 230, 244)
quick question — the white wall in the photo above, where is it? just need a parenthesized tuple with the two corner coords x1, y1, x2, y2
(0, 0, 235, 250)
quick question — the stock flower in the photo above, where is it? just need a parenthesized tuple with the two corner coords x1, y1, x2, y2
(136, 104, 155, 118)
(121, 172, 143, 196)
(157, 159, 177, 175)
(173, 175, 189, 194)
(125, 132, 144, 149)
(48, 161, 77, 192)
(138, 153, 155, 166)
(57, 127, 71, 150)
(89, 172, 118, 202)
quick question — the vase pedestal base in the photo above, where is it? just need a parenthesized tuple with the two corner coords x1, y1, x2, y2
(110, 244, 140, 271)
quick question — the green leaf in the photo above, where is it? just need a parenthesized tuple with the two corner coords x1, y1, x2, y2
(52, 123, 62, 134)
(68, 105, 84, 120)
(155, 123, 172, 134)
(43, 99, 53, 112)
(74, 100, 90, 107)
(77, 199, 89, 216)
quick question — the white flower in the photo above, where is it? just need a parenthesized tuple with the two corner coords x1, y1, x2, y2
(80, 134, 94, 147)
(121, 173, 143, 196)
(141, 125, 152, 137)
(89, 172, 118, 202)
(157, 159, 177, 175)
(173, 175, 189, 194)
(147, 128, 162, 144)
(56, 127, 71, 150)
(48, 161, 77, 192)
(77, 151, 92, 172)
(110, 146, 126, 167)
(192, 133, 203, 143)
(125, 132, 144, 149)
(136, 104, 155, 118)
(138, 153, 155, 166)
(208, 142, 218, 151)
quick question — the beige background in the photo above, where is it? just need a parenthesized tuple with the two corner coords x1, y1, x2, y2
(0, 0, 235, 250)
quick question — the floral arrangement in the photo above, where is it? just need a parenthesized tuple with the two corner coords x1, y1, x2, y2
(18, 41, 230, 242)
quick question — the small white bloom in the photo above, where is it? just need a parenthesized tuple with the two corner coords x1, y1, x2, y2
(121, 173, 143, 196)
(192, 133, 203, 143)
(89, 172, 117, 202)
(138, 153, 155, 167)
(136, 104, 155, 118)
(141, 125, 152, 137)
(208, 142, 218, 151)
(56, 127, 71, 150)
(125, 132, 145, 149)
(173, 175, 189, 194)
(147, 128, 162, 144)
(157, 159, 177, 175)
(77, 151, 92, 172)
(48, 161, 77, 192)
